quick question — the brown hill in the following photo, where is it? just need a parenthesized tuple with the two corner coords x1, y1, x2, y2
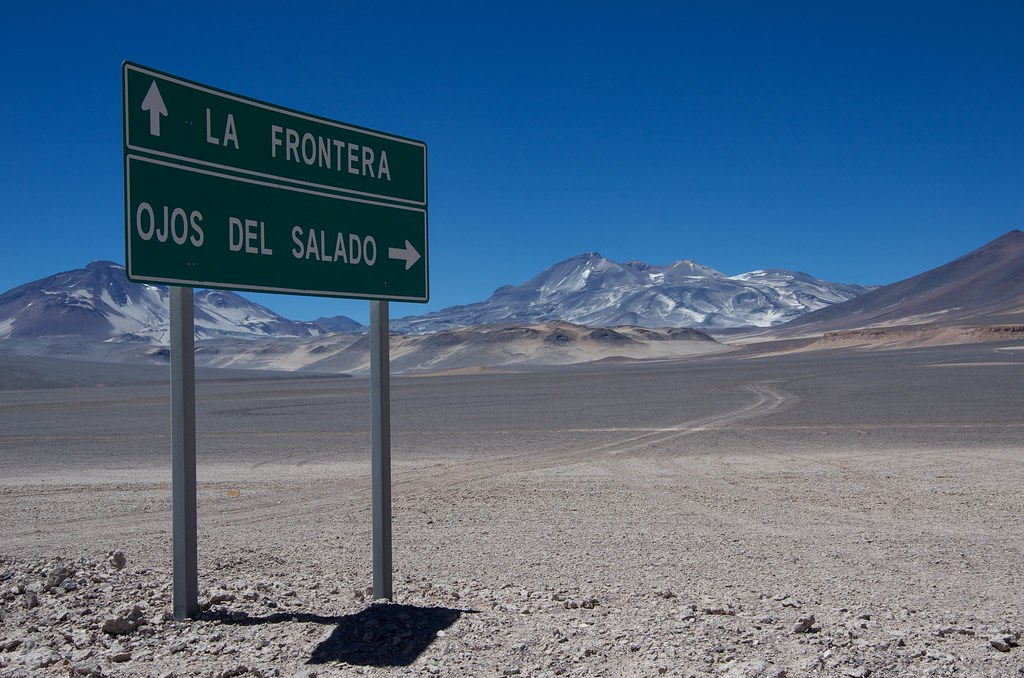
(297, 321, 724, 374)
(776, 230, 1024, 336)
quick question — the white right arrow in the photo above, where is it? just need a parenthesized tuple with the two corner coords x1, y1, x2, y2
(388, 240, 421, 270)
(141, 81, 168, 136)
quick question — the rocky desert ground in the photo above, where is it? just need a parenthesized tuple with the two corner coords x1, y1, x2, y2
(2, 342, 1023, 677)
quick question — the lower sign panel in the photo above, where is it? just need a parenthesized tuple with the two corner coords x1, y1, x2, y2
(125, 155, 428, 301)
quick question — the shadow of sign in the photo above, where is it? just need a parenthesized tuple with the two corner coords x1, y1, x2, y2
(309, 603, 467, 666)
(215, 602, 469, 667)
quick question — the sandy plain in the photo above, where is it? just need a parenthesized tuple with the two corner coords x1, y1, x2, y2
(1, 342, 1023, 677)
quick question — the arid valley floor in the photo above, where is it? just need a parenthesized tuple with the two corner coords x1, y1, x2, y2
(2, 342, 1023, 677)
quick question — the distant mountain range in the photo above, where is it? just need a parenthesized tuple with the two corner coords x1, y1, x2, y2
(1, 230, 1022, 373)
(0, 254, 871, 343)
(392, 254, 871, 333)
(0, 261, 357, 343)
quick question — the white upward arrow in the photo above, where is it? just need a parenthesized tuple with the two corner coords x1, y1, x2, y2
(388, 240, 421, 270)
(141, 81, 168, 136)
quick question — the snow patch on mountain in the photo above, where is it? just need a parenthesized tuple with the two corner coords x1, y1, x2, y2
(0, 262, 345, 342)
(394, 253, 871, 334)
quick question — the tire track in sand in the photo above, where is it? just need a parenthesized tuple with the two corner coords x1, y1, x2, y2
(593, 380, 799, 457)
(393, 380, 800, 496)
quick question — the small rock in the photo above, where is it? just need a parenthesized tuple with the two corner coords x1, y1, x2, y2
(703, 605, 737, 616)
(109, 651, 132, 663)
(26, 647, 61, 669)
(108, 551, 127, 571)
(102, 618, 134, 636)
(46, 567, 71, 589)
(70, 648, 93, 662)
(62, 579, 79, 592)
(1, 639, 23, 652)
(721, 660, 785, 677)
(125, 605, 148, 626)
(24, 591, 39, 609)
(990, 637, 1013, 652)
(793, 615, 816, 634)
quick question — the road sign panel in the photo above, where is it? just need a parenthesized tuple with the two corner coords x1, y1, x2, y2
(122, 62, 428, 302)
(123, 62, 426, 206)
(125, 155, 427, 301)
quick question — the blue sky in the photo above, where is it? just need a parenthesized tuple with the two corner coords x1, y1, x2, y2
(2, 2, 1021, 324)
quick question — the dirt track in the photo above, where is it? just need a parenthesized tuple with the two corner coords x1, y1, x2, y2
(2, 343, 1024, 677)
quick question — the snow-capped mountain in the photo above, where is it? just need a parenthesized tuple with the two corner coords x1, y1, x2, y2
(0, 255, 868, 345)
(0, 261, 343, 343)
(393, 253, 871, 334)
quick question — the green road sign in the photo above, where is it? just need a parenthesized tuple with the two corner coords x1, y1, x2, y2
(126, 156, 427, 300)
(122, 62, 428, 301)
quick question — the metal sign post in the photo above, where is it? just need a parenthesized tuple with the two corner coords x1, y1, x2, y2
(169, 286, 199, 620)
(370, 300, 393, 600)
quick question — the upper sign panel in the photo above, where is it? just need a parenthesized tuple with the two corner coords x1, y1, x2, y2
(123, 62, 426, 207)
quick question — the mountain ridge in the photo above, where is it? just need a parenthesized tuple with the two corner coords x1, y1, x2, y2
(2, 230, 1023, 372)
(0, 261, 361, 343)
(776, 229, 1024, 335)
(392, 253, 871, 334)
(0, 253, 873, 343)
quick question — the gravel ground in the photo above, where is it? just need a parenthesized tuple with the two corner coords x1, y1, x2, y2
(1, 344, 1023, 677)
